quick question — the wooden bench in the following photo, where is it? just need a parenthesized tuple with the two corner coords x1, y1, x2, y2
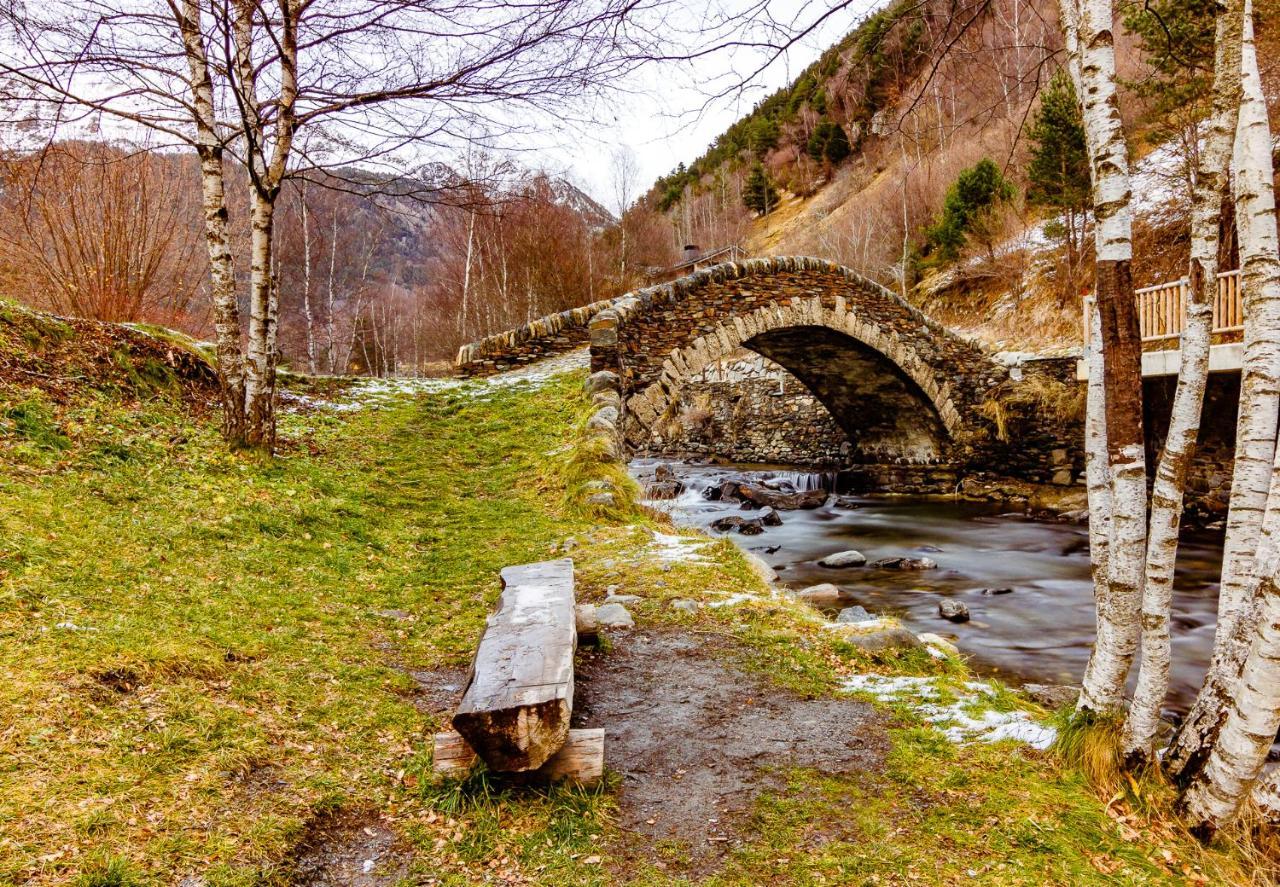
(433, 558, 604, 784)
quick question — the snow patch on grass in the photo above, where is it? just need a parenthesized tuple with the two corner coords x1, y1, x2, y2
(645, 529, 713, 564)
(842, 674, 1056, 750)
(284, 348, 590, 412)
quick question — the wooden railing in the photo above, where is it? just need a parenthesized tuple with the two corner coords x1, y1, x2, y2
(1083, 269, 1244, 345)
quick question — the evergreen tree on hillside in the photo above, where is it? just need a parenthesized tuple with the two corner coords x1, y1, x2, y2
(748, 116, 781, 157)
(924, 158, 1014, 262)
(1027, 69, 1091, 290)
(743, 163, 779, 216)
(807, 120, 852, 165)
(1027, 71, 1089, 211)
(1122, 0, 1217, 120)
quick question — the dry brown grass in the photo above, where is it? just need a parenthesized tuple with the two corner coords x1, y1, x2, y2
(980, 373, 1086, 442)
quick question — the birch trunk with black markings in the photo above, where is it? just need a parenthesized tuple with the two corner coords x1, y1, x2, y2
(1060, 0, 1146, 716)
(1167, 0, 1280, 785)
(1122, 0, 1243, 766)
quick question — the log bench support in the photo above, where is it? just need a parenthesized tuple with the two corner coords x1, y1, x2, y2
(433, 728, 605, 785)
(435, 558, 604, 784)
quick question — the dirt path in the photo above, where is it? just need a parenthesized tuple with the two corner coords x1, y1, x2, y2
(574, 629, 889, 876)
(295, 629, 888, 884)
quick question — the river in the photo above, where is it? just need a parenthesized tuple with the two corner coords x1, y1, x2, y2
(634, 459, 1225, 716)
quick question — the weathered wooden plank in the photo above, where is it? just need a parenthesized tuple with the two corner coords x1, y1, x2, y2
(539, 728, 605, 784)
(432, 729, 605, 785)
(452, 558, 577, 771)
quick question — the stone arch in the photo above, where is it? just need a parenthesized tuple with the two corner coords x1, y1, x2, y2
(587, 258, 997, 454)
(621, 303, 963, 450)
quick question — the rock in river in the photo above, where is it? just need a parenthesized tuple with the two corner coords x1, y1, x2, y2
(819, 550, 867, 568)
(938, 600, 970, 623)
(795, 583, 846, 606)
(736, 483, 828, 510)
(871, 556, 937, 571)
(711, 515, 765, 535)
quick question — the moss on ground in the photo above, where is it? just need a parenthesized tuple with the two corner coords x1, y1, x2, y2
(0, 356, 1257, 885)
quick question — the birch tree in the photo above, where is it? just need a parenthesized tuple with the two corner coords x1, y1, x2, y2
(1165, 0, 1280, 785)
(1177, 2, 1280, 832)
(1120, 0, 1243, 766)
(1057, 0, 1146, 717)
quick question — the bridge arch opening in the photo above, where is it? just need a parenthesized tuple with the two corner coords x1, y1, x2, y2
(743, 325, 950, 463)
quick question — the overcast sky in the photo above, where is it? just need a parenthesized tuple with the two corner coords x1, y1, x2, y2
(538, 1, 883, 209)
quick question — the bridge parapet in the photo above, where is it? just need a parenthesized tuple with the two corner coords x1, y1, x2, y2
(455, 297, 616, 377)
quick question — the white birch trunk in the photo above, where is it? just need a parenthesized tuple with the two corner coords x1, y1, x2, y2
(1168, 0, 1280, 782)
(1181, 570, 1280, 834)
(326, 215, 338, 373)
(1080, 299, 1116, 710)
(244, 192, 276, 444)
(458, 207, 477, 343)
(299, 184, 317, 375)
(176, 0, 246, 442)
(1122, 0, 1243, 764)
(1179, 4, 1280, 832)
(1252, 767, 1280, 824)
(1062, 0, 1146, 716)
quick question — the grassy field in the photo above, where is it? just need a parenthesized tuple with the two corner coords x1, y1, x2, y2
(0, 318, 1260, 885)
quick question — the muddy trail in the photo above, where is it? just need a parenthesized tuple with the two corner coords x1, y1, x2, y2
(292, 629, 888, 884)
(574, 630, 889, 877)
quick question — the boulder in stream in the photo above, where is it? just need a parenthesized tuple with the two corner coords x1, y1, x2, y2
(819, 550, 867, 568)
(938, 600, 970, 623)
(871, 556, 937, 571)
(795, 583, 846, 606)
(645, 480, 684, 500)
(710, 515, 765, 535)
(736, 483, 827, 510)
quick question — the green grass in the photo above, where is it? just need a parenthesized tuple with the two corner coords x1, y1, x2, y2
(0, 353, 1257, 885)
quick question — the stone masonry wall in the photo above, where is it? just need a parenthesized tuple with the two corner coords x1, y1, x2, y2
(454, 298, 614, 377)
(647, 353, 850, 465)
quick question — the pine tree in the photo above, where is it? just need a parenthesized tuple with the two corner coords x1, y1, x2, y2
(1026, 69, 1091, 290)
(924, 158, 1014, 262)
(743, 163, 779, 215)
(806, 120, 852, 165)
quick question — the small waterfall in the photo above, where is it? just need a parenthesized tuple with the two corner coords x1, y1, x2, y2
(761, 470, 836, 493)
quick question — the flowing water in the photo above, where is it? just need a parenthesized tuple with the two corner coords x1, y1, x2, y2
(635, 460, 1225, 715)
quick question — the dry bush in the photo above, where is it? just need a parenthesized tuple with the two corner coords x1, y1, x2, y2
(980, 373, 1085, 442)
(680, 392, 715, 434)
(0, 142, 208, 331)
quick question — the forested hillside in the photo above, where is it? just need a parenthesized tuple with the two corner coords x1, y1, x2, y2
(629, 0, 1280, 351)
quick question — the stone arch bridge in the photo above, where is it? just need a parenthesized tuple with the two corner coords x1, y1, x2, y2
(457, 257, 1083, 486)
